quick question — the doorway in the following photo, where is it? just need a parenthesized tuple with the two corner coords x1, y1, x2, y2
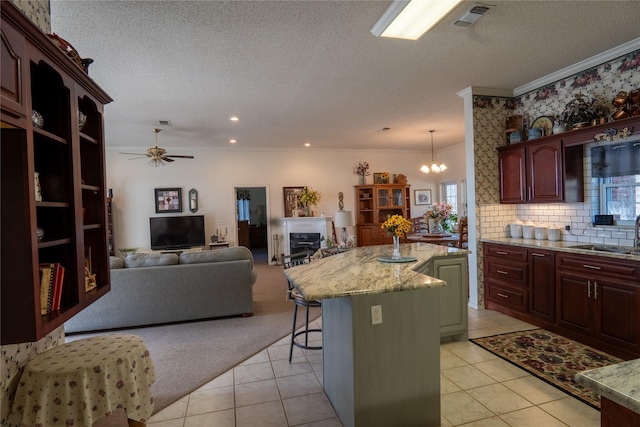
(234, 186, 269, 264)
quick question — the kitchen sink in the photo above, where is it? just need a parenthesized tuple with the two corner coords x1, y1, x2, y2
(569, 244, 640, 255)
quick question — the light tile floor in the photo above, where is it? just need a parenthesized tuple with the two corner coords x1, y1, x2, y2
(147, 309, 601, 426)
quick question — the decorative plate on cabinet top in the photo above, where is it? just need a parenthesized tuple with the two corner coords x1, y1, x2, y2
(531, 116, 553, 136)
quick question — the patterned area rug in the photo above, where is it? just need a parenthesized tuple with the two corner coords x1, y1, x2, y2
(471, 329, 624, 410)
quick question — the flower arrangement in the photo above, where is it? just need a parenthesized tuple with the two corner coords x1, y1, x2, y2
(354, 161, 371, 178)
(381, 214, 412, 238)
(424, 201, 453, 222)
(299, 186, 321, 207)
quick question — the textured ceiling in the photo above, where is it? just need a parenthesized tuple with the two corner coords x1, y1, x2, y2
(50, 1, 640, 153)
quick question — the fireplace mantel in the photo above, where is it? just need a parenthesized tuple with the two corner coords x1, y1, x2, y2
(282, 217, 333, 256)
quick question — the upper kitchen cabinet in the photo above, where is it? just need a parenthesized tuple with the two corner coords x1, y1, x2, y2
(498, 136, 584, 204)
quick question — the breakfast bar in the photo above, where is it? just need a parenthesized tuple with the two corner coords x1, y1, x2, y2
(284, 242, 469, 427)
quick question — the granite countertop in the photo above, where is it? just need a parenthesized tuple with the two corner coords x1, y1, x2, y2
(481, 237, 640, 261)
(575, 358, 640, 414)
(284, 243, 470, 301)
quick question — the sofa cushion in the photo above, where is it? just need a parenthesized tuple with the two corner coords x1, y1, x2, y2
(110, 256, 125, 269)
(179, 246, 254, 268)
(124, 253, 179, 268)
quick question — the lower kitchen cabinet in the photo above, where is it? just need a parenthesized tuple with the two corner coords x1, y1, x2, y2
(415, 255, 469, 341)
(485, 242, 640, 359)
(557, 253, 640, 356)
(529, 249, 555, 324)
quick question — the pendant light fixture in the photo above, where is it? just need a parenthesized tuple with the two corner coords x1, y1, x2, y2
(420, 130, 447, 174)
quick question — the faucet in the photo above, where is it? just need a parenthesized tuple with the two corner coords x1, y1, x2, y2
(636, 215, 640, 250)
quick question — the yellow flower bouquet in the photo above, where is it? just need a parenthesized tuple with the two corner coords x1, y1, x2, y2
(381, 214, 411, 238)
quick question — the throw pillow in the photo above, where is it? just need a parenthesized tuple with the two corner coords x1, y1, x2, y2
(110, 256, 124, 269)
(179, 247, 253, 268)
(124, 253, 179, 268)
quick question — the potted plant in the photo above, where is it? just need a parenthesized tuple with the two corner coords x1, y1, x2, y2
(299, 186, 321, 216)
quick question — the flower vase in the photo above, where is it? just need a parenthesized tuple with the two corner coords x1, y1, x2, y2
(429, 219, 444, 234)
(392, 235, 401, 259)
(359, 174, 366, 185)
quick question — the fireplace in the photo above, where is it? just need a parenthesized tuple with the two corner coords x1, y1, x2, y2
(282, 217, 333, 257)
(290, 232, 321, 256)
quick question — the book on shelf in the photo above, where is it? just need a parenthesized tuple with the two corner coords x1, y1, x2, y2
(52, 264, 65, 310)
(39, 263, 54, 315)
(39, 262, 65, 314)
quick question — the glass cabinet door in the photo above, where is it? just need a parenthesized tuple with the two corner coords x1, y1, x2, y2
(391, 188, 403, 207)
(377, 188, 390, 207)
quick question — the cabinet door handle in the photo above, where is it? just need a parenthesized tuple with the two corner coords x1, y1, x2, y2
(531, 253, 545, 257)
(594, 282, 598, 300)
(496, 270, 509, 275)
(496, 251, 508, 255)
(582, 264, 602, 270)
(497, 293, 509, 299)
(587, 280, 592, 298)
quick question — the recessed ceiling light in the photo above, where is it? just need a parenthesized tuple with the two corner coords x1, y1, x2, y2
(230, 116, 239, 122)
(229, 139, 237, 144)
(304, 143, 311, 147)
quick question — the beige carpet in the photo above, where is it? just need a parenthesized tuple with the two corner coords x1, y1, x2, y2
(71, 253, 321, 426)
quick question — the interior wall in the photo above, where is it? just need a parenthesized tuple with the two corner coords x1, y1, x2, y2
(106, 146, 466, 260)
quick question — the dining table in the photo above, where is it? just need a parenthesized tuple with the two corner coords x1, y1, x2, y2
(405, 232, 460, 246)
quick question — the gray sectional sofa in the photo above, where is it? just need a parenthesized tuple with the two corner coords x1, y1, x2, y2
(64, 247, 257, 333)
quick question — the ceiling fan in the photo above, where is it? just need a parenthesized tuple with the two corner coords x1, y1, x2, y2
(120, 128, 194, 167)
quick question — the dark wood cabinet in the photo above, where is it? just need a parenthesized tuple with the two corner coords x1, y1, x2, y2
(529, 249, 555, 323)
(484, 243, 528, 314)
(556, 253, 640, 356)
(498, 137, 583, 204)
(484, 242, 640, 359)
(355, 184, 411, 246)
(498, 146, 526, 203)
(1, 2, 113, 345)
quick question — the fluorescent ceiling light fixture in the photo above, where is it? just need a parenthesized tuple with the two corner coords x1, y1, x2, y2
(230, 116, 239, 121)
(371, 0, 464, 40)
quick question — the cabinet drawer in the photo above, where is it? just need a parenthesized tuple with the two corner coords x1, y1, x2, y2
(485, 258, 528, 287)
(557, 254, 640, 280)
(485, 244, 527, 261)
(486, 280, 527, 311)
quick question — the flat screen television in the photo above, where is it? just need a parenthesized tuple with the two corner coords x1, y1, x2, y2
(150, 215, 205, 250)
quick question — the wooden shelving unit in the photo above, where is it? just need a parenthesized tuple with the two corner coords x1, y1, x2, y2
(355, 184, 411, 246)
(1, 2, 113, 344)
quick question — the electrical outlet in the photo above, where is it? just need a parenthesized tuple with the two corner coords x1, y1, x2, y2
(371, 305, 382, 325)
(565, 224, 571, 231)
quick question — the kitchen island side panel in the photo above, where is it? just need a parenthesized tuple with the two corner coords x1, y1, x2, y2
(323, 287, 441, 427)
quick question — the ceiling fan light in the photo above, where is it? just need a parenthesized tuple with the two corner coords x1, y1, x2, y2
(148, 158, 164, 167)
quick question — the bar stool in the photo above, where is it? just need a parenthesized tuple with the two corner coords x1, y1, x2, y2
(282, 252, 322, 363)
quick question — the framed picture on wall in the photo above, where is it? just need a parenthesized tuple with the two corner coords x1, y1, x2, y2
(155, 188, 182, 213)
(373, 172, 390, 184)
(414, 189, 432, 205)
(283, 186, 304, 217)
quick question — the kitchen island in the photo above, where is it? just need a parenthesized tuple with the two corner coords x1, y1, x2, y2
(284, 242, 470, 427)
(576, 359, 640, 426)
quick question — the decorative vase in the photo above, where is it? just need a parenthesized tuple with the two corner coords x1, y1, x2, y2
(392, 235, 401, 259)
(359, 174, 366, 185)
(429, 219, 444, 234)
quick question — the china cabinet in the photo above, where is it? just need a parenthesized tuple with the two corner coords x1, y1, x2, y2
(355, 184, 411, 246)
(1, 2, 113, 344)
